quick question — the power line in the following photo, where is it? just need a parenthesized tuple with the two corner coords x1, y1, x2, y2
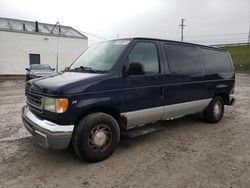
(188, 39, 249, 45)
(79, 30, 109, 40)
(185, 32, 248, 39)
(189, 38, 248, 43)
(189, 37, 249, 42)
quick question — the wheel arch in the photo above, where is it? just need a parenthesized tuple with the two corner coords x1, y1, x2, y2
(214, 92, 229, 105)
(74, 105, 126, 131)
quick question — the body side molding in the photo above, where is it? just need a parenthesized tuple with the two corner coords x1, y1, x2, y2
(122, 98, 212, 129)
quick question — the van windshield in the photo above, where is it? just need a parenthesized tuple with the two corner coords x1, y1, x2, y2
(70, 40, 130, 72)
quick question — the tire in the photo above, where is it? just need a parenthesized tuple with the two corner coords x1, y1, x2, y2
(204, 96, 224, 123)
(72, 112, 120, 162)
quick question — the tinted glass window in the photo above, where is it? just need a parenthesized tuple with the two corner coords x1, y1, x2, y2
(128, 42, 159, 74)
(201, 48, 233, 73)
(164, 44, 202, 74)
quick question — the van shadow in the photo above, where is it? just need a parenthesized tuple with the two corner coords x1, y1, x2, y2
(117, 113, 207, 149)
(14, 113, 207, 164)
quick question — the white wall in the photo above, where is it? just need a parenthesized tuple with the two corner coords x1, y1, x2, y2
(0, 31, 87, 74)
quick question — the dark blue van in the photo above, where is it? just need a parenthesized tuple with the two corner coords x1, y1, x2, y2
(22, 38, 235, 162)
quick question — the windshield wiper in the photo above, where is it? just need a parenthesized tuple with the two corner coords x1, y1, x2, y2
(72, 66, 107, 73)
(74, 66, 96, 73)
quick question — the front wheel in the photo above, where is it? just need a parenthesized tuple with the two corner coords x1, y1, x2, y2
(204, 96, 224, 123)
(72, 112, 120, 162)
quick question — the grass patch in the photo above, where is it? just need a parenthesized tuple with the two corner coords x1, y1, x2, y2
(225, 45, 250, 73)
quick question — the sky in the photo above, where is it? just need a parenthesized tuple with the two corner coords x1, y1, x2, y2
(0, 0, 250, 46)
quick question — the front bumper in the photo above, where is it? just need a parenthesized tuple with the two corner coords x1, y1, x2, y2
(22, 105, 74, 150)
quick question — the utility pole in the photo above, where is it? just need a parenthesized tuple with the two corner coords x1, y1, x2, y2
(248, 25, 250, 45)
(179, 18, 186, 42)
(51, 22, 61, 72)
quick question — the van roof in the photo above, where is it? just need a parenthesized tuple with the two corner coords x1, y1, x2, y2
(122, 37, 227, 51)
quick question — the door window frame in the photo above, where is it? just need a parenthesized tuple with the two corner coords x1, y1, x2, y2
(122, 40, 163, 77)
(163, 42, 205, 75)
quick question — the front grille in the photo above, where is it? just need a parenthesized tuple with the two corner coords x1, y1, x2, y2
(26, 92, 43, 113)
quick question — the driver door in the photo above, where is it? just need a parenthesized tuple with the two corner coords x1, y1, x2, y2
(120, 41, 164, 129)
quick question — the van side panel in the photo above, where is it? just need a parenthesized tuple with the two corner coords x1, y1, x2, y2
(72, 40, 235, 129)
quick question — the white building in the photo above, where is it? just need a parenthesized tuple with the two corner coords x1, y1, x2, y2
(0, 17, 88, 75)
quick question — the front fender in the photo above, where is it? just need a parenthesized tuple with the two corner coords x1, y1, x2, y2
(71, 94, 123, 127)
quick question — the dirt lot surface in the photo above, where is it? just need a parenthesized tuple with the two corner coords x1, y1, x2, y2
(0, 74, 250, 188)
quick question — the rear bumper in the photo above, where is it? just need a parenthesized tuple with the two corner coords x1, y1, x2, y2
(22, 105, 74, 150)
(229, 94, 235, 105)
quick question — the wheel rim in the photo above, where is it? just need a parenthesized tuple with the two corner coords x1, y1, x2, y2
(213, 101, 222, 118)
(88, 124, 112, 152)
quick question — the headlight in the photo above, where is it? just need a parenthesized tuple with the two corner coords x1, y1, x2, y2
(43, 97, 69, 113)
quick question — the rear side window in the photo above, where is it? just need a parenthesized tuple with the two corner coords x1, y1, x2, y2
(128, 42, 159, 74)
(201, 48, 233, 73)
(164, 44, 202, 74)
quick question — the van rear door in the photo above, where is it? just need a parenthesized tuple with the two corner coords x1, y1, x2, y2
(162, 43, 210, 119)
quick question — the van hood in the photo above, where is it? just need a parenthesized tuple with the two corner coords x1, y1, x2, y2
(26, 71, 106, 95)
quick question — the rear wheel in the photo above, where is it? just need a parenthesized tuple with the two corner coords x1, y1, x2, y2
(204, 96, 224, 123)
(72, 112, 120, 162)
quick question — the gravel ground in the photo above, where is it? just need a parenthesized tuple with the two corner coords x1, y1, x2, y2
(0, 74, 250, 188)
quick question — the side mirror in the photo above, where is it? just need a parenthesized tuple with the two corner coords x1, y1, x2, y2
(25, 68, 29, 71)
(127, 62, 145, 76)
(65, 67, 69, 70)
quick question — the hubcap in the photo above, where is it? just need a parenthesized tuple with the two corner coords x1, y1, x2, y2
(213, 102, 221, 118)
(93, 131, 107, 146)
(89, 125, 111, 151)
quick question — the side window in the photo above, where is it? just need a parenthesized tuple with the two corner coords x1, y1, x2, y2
(164, 44, 202, 74)
(201, 48, 233, 73)
(128, 42, 159, 74)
